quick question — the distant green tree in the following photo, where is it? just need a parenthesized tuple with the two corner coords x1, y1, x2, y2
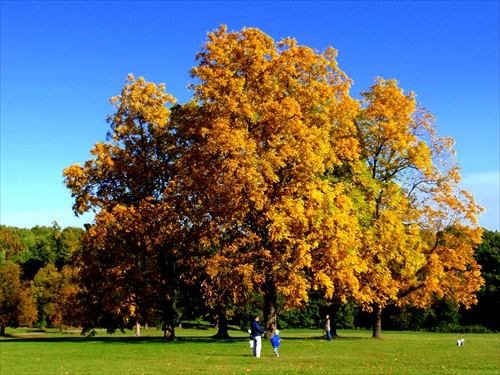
(277, 292, 327, 330)
(0, 225, 34, 264)
(0, 224, 83, 281)
(57, 227, 84, 268)
(461, 229, 500, 331)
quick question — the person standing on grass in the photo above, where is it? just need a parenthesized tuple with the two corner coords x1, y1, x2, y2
(270, 329, 281, 357)
(325, 314, 332, 341)
(250, 315, 265, 358)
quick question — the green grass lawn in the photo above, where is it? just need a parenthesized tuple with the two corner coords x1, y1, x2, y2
(1, 327, 498, 374)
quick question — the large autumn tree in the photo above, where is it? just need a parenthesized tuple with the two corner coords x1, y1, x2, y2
(63, 75, 183, 338)
(354, 78, 484, 337)
(179, 25, 362, 336)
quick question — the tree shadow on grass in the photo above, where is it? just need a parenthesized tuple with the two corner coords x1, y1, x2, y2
(1, 334, 250, 345)
(282, 335, 367, 340)
(1, 332, 368, 345)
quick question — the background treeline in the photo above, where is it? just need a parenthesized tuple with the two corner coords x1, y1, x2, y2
(1, 223, 498, 334)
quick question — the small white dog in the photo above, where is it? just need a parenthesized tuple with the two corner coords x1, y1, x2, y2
(455, 338, 465, 346)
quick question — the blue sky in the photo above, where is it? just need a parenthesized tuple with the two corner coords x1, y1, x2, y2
(1, 1, 499, 231)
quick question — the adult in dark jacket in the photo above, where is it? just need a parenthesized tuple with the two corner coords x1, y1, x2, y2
(250, 315, 265, 357)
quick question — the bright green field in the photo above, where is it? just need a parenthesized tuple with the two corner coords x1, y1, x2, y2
(1, 327, 498, 374)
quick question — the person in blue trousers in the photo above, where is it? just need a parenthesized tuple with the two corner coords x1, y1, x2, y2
(269, 329, 281, 357)
(250, 315, 265, 357)
(325, 314, 332, 341)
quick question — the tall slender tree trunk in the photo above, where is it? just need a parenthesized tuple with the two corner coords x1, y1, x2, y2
(372, 305, 383, 338)
(0, 325, 5, 336)
(213, 306, 230, 338)
(263, 275, 277, 339)
(160, 250, 176, 340)
(134, 319, 141, 336)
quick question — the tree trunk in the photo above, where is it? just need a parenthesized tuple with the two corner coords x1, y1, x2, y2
(162, 298, 176, 340)
(160, 250, 176, 340)
(330, 303, 340, 337)
(263, 276, 277, 339)
(0, 325, 5, 336)
(163, 323, 175, 339)
(213, 306, 230, 338)
(134, 320, 141, 337)
(372, 305, 383, 338)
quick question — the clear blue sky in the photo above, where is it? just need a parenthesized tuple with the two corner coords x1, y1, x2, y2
(1, 1, 499, 231)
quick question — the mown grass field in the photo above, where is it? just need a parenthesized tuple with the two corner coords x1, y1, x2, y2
(1, 327, 498, 374)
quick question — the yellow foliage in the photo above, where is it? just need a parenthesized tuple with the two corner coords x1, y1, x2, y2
(353, 78, 484, 312)
(177, 25, 365, 309)
(63, 26, 484, 328)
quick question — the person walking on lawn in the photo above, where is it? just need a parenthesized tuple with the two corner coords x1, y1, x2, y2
(250, 315, 265, 358)
(270, 329, 281, 357)
(325, 314, 332, 341)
